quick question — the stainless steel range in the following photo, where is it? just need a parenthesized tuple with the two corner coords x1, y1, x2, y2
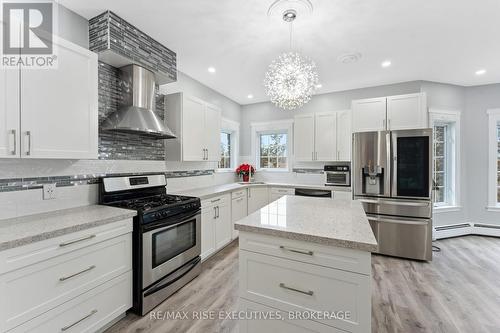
(353, 129, 433, 261)
(99, 174, 201, 315)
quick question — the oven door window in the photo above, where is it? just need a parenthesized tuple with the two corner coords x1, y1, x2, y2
(396, 136, 430, 198)
(152, 220, 196, 268)
(327, 173, 348, 185)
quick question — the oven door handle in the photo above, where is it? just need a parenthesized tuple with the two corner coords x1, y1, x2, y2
(144, 257, 201, 297)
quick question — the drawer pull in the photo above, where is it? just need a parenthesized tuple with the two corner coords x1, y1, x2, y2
(59, 265, 96, 281)
(279, 283, 314, 296)
(59, 234, 96, 247)
(61, 309, 97, 331)
(279, 245, 313, 256)
(211, 198, 221, 203)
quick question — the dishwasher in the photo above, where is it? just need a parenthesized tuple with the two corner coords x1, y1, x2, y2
(294, 188, 333, 198)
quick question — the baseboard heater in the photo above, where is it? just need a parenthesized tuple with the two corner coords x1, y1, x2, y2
(434, 223, 471, 231)
(434, 223, 500, 239)
(474, 223, 500, 229)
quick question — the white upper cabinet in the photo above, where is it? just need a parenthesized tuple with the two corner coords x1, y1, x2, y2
(352, 93, 427, 133)
(0, 37, 98, 159)
(166, 92, 221, 162)
(0, 70, 20, 158)
(386, 93, 427, 130)
(315, 112, 337, 161)
(293, 111, 350, 162)
(294, 114, 315, 161)
(336, 110, 352, 161)
(351, 97, 387, 133)
(205, 104, 222, 161)
(181, 95, 206, 161)
(20, 37, 98, 159)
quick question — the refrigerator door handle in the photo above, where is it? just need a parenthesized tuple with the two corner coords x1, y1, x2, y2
(385, 131, 392, 197)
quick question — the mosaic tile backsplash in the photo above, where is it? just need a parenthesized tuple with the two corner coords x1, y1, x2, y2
(0, 170, 215, 192)
(98, 61, 166, 160)
(89, 10, 177, 84)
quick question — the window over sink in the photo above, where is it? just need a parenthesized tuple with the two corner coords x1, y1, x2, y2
(258, 132, 288, 170)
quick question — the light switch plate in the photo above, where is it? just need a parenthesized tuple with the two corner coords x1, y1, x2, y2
(43, 183, 56, 200)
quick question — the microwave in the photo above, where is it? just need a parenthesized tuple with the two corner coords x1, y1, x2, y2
(324, 164, 351, 187)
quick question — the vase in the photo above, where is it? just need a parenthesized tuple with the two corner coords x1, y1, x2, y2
(242, 174, 249, 182)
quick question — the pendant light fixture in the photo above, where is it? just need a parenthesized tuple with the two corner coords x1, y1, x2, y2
(264, 2, 319, 110)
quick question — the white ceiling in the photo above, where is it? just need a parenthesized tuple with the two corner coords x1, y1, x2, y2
(60, 0, 500, 105)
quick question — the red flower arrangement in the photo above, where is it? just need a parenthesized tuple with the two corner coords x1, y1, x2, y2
(236, 163, 255, 182)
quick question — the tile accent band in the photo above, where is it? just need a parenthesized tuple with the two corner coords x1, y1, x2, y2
(0, 170, 215, 192)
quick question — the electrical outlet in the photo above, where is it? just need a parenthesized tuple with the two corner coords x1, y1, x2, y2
(43, 183, 56, 200)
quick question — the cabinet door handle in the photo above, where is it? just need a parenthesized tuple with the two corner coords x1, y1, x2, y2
(279, 282, 314, 296)
(25, 131, 31, 156)
(279, 245, 314, 256)
(61, 309, 98, 331)
(311, 151, 314, 161)
(382, 119, 386, 129)
(213, 206, 217, 219)
(59, 234, 96, 247)
(59, 265, 96, 281)
(9, 129, 16, 155)
(216, 206, 219, 218)
(388, 119, 391, 129)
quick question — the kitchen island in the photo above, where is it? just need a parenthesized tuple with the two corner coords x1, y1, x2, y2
(234, 195, 377, 333)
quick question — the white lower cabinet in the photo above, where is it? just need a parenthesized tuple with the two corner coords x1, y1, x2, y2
(333, 190, 352, 200)
(239, 232, 371, 333)
(247, 187, 269, 214)
(269, 187, 295, 202)
(10, 273, 132, 333)
(231, 190, 248, 239)
(201, 194, 232, 261)
(239, 298, 345, 333)
(0, 219, 133, 333)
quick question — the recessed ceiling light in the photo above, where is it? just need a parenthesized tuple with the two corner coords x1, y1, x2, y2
(381, 60, 392, 68)
(208, 67, 216, 73)
(247, 94, 254, 99)
(315, 84, 322, 89)
(475, 69, 486, 75)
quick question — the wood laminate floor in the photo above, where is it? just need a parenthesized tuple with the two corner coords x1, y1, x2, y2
(105, 236, 500, 333)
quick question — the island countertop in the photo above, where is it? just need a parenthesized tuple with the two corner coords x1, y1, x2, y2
(234, 195, 378, 252)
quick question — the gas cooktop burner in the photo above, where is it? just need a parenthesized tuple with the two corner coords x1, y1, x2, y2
(113, 194, 196, 211)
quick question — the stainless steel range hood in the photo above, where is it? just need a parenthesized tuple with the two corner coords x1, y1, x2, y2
(102, 65, 176, 139)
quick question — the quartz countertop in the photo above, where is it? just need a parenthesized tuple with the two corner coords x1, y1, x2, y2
(0, 205, 136, 251)
(170, 182, 350, 200)
(234, 195, 377, 252)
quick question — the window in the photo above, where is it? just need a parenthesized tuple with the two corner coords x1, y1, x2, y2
(250, 120, 293, 172)
(497, 123, 500, 203)
(219, 132, 231, 169)
(259, 132, 288, 169)
(429, 110, 460, 209)
(433, 124, 449, 204)
(487, 109, 500, 209)
(217, 118, 239, 171)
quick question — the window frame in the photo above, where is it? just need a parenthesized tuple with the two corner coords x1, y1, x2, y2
(217, 118, 240, 172)
(257, 131, 289, 170)
(429, 109, 461, 211)
(251, 120, 293, 172)
(487, 109, 500, 210)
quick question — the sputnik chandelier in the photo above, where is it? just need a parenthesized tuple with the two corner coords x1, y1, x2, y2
(264, 2, 319, 110)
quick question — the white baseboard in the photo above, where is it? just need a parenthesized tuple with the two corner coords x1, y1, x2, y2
(434, 223, 500, 240)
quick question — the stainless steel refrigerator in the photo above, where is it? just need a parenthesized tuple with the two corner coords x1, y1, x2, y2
(353, 129, 433, 261)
